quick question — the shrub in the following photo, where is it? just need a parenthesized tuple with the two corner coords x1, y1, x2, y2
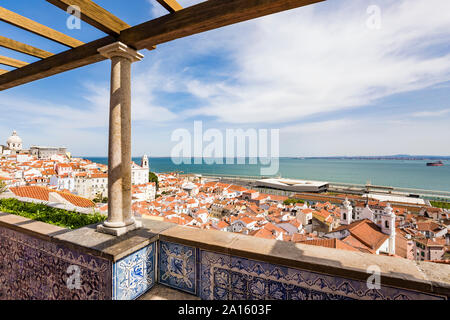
(283, 198, 305, 205)
(0, 198, 106, 230)
(430, 201, 450, 210)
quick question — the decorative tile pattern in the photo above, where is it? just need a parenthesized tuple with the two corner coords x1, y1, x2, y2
(0, 226, 112, 300)
(158, 240, 197, 295)
(113, 242, 155, 300)
(199, 250, 445, 300)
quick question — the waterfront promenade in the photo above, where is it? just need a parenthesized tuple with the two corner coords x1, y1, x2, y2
(194, 173, 450, 201)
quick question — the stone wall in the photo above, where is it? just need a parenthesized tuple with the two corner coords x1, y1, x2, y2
(156, 224, 450, 300)
(157, 239, 446, 300)
(0, 225, 112, 300)
(0, 212, 157, 300)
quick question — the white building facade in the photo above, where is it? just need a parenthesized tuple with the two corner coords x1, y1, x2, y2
(131, 155, 150, 185)
(74, 173, 108, 200)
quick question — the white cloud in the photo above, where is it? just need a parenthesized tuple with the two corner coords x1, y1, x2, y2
(412, 108, 450, 117)
(83, 66, 178, 125)
(179, 0, 450, 124)
(282, 119, 356, 134)
(279, 116, 450, 156)
(2, 0, 450, 157)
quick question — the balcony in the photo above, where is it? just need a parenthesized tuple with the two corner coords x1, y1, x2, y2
(0, 212, 449, 300)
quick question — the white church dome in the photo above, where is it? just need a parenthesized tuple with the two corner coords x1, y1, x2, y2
(6, 130, 23, 151)
(7, 130, 22, 145)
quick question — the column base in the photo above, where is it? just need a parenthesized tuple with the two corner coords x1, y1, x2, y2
(97, 220, 142, 236)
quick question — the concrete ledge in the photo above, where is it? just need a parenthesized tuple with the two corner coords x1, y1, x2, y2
(0, 212, 66, 242)
(139, 284, 200, 300)
(0, 212, 161, 262)
(54, 223, 160, 262)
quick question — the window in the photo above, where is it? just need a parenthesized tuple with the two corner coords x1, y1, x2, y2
(343, 213, 347, 220)
(385, 220, 389, 228)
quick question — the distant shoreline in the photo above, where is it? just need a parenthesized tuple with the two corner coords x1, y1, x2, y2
(83, 156, 450, 193)
(78, 156, 450, 161)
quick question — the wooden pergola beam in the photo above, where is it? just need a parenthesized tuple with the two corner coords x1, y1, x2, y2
(0, 6, 84, 48)
(156, 0, 183, 13)
(0, 36, 54, 59)
(0, 69, 8, 75)
(0, 36, 113, 90)
(0, 55, 29, 68)
(0, 0, 324, 90)
(46, 0, 131, 36)
(122, 0, 324, 50)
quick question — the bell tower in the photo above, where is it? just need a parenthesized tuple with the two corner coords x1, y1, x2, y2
(381, 203, 396, 255)
(141, 154, 149, 169)
(340, 198, 353, 225)
(361, 198, 374, 222)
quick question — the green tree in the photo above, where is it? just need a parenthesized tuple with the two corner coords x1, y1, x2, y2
(93, 193, 108, 203)
(149, 172, 159, 191)
(0, 181, 7, 194)
(430, 201, 450, 210)
(283, 198, 305, 205)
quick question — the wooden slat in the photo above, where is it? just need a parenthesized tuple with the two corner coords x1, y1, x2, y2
(0, 6, 84, 48)
(46, 0, 130, 36)
(0, 0, 324, 90)
(0, 37, 113, 90)
(0, 36, 53, 59)
(0, 55, 29, 68)
(156, 0, 183, 13)
(0, 69, 8, 75)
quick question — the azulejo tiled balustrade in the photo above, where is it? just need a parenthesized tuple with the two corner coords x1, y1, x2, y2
(0, 212, 449, 300)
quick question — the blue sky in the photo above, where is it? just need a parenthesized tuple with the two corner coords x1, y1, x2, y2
(1, 0, 449, 157)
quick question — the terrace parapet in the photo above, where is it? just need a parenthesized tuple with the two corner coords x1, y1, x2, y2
(0, 212, 449, 300)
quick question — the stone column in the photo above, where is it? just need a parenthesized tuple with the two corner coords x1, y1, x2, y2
(97, 42, 144, 236)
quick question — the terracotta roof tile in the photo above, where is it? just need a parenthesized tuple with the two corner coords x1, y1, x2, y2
(300, 238, 359, 252)
(10, 186, 94, 208)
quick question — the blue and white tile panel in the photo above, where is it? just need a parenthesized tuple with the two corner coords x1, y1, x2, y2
(0, 226, 112, 300)
(113, 242, 155, 300)
(158, 240, 197, 295)
(198, 250, 445, 300)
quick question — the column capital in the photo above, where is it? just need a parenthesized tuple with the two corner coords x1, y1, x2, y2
(98, 42, 144, 62)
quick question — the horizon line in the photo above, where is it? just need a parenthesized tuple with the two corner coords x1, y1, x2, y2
(74, 155, 450, 158)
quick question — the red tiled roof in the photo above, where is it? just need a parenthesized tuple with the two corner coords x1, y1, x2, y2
(291, 233, 308, 243)
(263, 222, 284, 234)
(10, 186, 94, 208)
(240, 216, 256, 225)
(215, 221, 229, 229)
(415, 237, 446, 247)
(416, 221, 442, 232)
(300, 238, 359, 252)
(336, 219, 389, 251)
(228, 185, 247, 192)
(252, 228, 275, 239)
(342, 235, 374, 253)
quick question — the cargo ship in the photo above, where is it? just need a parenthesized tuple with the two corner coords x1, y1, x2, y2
(426, 161, 444, 167)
